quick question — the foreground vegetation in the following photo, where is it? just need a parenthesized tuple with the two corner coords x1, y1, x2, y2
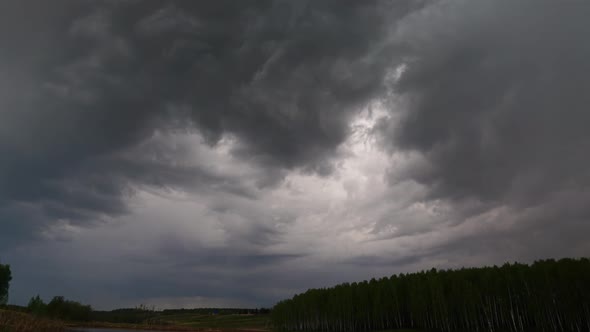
(272, 258, 590, 332)
(89, 307, 269, 326)
(152, 310, 270, 329)
(0, 309, 64, 332)
(85, 308, 271, 330)
(1, 305, 271, 332)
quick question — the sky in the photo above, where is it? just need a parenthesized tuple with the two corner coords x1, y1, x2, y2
(1, 0, 590, 310)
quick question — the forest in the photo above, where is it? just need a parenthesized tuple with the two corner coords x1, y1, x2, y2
(271, 258, 590, 332)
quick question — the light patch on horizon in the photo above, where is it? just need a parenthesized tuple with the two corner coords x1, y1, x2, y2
(129, 296, 256, 311)
(5, 106, 444, 309)
(125, 106, 430, 259)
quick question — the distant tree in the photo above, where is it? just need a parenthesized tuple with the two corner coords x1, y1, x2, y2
(47, 296, 66, 317)
(47, 296, 92, 321)
(0, 263, 11, 305)
(27, 295, 47, 315)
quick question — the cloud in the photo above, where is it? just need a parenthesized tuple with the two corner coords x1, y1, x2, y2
(381, 0, 590, 205)
(2, 0, 590, 310)
(0, 1, 420, 247)
(136, 5, 200, 35)
(373, 0, 590, 266)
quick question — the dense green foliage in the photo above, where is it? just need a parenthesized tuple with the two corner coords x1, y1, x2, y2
(27, 295, 91, 322)
(27, 295, 47, 316)
(272, 258, 590, 332)
(0, 264, 11, 305)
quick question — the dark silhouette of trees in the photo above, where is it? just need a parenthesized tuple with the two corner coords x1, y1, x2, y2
(27, 295, 47, 316)
(272, 258, 590, 332)
(24, 294, 92, 322)
(44, 296, 92, 321)
(0, 263, 11, 305)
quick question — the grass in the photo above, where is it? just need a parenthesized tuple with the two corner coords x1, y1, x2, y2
(0, 308, 422, 332)
(67, 320, 203, 331)
(66, 313, 271, 331)
(0, 309, 64, 332)
(159, 313, 271, 330)
(72, 315, 424, 332)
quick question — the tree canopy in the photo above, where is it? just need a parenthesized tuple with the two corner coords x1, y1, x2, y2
(272, 258, 590, 332)
(0, 263, 11, 305)
(45, 296, 92, 321)
(27, 295, 47, 315)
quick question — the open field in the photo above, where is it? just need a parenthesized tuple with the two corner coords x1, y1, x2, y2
(2, 307, 423, 332)
(67, 314, 270, 332)
(159, 313, 270, 330)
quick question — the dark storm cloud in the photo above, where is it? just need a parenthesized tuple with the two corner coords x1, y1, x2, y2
(4, 0, 590, 310)
(379, 0, 590, 206)
(370, 0, 590, 265)
(0, 0, 420, 245)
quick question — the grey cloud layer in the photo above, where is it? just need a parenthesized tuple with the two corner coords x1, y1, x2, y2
(0, 0, 418, 246)
(383, 0, 590, 205)
(375, 0, 590, 264)
(2, 0, 590, 309)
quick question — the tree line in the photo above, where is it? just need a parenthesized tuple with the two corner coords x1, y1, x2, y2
(27, 295, 92, 321)
(271, 258, 590, 332)
(0, 263, 10, 306)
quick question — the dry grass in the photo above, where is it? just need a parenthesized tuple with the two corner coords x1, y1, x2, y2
(69, 320, 270, 331)
(0, 309, 65, 332)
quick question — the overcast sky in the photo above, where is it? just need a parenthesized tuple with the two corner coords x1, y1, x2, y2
(1, 0, 590, 310)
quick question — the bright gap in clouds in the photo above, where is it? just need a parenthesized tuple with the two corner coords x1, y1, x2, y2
(11, 81, 541, 310)
(125, 105, 413, 259)
(9, 102, 447, 309)
(2, 0, 590, 315)
(10, 92, 534, 310)
(122, 103, 449, 284)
